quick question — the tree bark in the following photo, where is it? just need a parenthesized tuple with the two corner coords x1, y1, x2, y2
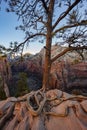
(42, 0, 55, 90)
(2, 58, 11, 97)
(3, 82, 10, 97)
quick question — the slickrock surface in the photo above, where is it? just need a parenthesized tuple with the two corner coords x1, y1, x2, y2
(0, 89, 87, 130)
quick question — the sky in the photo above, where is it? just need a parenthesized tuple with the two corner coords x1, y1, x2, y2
(0, 1, 86, 54)
(0, 1, 44, 54)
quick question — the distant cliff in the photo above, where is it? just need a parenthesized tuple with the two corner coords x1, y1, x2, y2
(5, 45, 87, 96)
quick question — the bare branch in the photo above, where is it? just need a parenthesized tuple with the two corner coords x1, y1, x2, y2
(11, 33, 46, 52)
(35, 15, 47, 26)
(52, 20, 87, 35)
(40, 0, 48, 13)
(52, 0, 81, 30)
(51, 46, 87, 63)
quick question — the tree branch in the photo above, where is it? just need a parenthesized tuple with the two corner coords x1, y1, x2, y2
(35, 15, 47, 26)
(40, 0, 48, 13)
(51, 46, 87, 63)
(11, 33, 46, 52)
(52, 20, 87, 35)
(52, 0, 81, 30)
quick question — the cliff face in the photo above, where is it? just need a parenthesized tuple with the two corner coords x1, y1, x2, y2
(9, 45, 87, 94)
(10, 54, 43, 93)
(0, 57, 12, 98)
(42, 45, 87, 93)
(0, 47, 87, 130)
(51, 61, 87, 93)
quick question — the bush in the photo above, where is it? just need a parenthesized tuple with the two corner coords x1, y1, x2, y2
(0, 76, 6, 100)
(0, 89, 6, 100)
(72, 59, 80, 65)
(15, 72, 29, 97)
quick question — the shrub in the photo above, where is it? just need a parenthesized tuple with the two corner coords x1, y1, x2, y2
(15, 72, 29, 97)
(0, 76, 6, 100)
(72, 59, 80, 65)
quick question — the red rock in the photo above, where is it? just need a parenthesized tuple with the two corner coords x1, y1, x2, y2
(0, 89, 87, 130)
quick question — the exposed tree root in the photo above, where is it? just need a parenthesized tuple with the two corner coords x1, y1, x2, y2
(0, 104, 14, 129)
(44, 108, 68, 117)
(10, 90, 87, 117)
(27, 90, 46, 116)
(7, 90, 87, 117)
(0, 89, 87, 130)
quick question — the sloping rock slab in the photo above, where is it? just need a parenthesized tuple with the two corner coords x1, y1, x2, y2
(0, 89, 87, 130)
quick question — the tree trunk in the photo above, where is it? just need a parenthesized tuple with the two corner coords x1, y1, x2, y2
(3, 82, 10, 97)
(42, 31, 52, 90)
(0, 57, 11, 97)
(42, 0, 55, 90)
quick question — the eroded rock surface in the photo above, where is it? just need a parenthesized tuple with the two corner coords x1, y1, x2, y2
(0, 89, 87, 130)
(10, 45, 87, 93)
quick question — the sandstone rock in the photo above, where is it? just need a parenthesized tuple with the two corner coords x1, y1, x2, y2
(51, 61, 87, 92)
(0, 89, 87, 130)
(8, 45, 87, 93)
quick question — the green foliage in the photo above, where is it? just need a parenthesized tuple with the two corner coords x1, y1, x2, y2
(72, 89, 82, 95)
(0, 76, 6, 100)
(72, 59, 80, 65)
(0, 89, 6, 100)
(15, 72, 29, 97)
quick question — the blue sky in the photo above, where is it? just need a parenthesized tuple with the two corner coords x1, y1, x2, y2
(0, 2, 44, 54)
(0, 1, 86, 54)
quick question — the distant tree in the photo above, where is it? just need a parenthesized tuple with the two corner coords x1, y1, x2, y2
(1, 0, 87, 90)
(16, 72, 29, 96)
(0, 41, 24, 59)
(0, 45, 8, 57)
(0, 75, 6, 99)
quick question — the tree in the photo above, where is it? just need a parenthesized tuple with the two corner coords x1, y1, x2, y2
(0, 75, 6, 99)
(16, 72, 29, 96)
(0, 41, 24, 60)
(1, 0, 87, 90)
